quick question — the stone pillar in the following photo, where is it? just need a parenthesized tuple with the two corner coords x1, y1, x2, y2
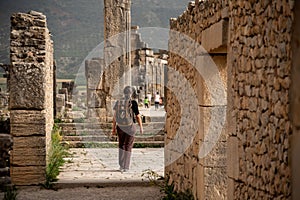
(103, 0, 131, 98)
(85, 58, 107, 121)
(9, 11, 54, 185)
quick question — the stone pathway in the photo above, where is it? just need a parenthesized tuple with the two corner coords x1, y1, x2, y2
(57, 148, 164, 186)
(56, 106, 166, 186)
(0, 148, 165, 200)
(0, 107, 167, 199)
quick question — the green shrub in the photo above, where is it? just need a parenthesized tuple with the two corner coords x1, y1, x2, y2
(54, 118, 62, 123)
(44, 124, 69, 188)
(3, 185, 18, 200)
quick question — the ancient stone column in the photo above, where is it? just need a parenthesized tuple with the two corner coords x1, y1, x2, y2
(103, 0, 131, 97)
(85, 58, 106, 121)
(9, 11, 54, 185)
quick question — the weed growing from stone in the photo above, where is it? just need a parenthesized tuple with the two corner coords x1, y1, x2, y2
(3, 185, 18, 200)
(141, 169, 194, 200)
(44, 124, 69, 189)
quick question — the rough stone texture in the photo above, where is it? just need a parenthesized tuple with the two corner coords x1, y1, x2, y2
(167, 0, 295, 199)
(167, 1, 229, 199)
(85, 58, 106, 120)
(9, 11, 54, 186)
(102, 0, 131, 97)
(228, 1, 293, 199)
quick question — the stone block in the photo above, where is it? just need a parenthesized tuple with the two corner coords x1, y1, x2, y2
(10, 166, 46, 185)
(10, 147, 46, 166)
(201, 19, 228, 53)
(9, 63, 47, 110)
(227, 136, 239, 179)
(10, 110, 46, 125)
(194, 55, 227, 106)
(59, 88, 68, 102)
(203, 141, 227, 167)
(87, 89, 106, 108)
(12, 136, 45, 149)
(10, 123, 46, 137)
(85, 58, 103, 89)
(204, 166, 227, 199)
(10, 110, 48, 140)
(56, 94, 65, 108)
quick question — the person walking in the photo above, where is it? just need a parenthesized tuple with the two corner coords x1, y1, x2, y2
(154, 92, 160, 110)
(144, 96, 149, 108)
(112, 86, 143, 172)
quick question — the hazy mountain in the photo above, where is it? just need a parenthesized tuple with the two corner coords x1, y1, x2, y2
(0, 0, 190, 78)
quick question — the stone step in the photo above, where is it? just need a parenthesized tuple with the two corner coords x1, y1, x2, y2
(65, 141, 164, 148)
(57, 122, 165, 131)
(85, 115, 165, 123)
(60, 128, 164, 136)
(62, 134, 164, 142)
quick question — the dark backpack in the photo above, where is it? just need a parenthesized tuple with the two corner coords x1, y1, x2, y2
(115, 99, 133, 126)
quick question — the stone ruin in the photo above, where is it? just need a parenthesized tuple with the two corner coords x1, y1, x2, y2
(85, 25, 167, 122)
(9, 10, 54, 185)
(166, 0, 299, 199)
(0, 1, 300, 200)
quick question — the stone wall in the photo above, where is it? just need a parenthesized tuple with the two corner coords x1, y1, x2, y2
(167, 0, 296, 199)
(227, 1, 293, 199)
(9, 11, 54, 185)
(167, 1, 229, 199)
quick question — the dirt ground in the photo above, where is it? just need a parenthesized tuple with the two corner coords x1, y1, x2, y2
(0, 186, 164, 200)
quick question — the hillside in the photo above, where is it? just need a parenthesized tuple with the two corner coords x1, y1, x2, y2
(0, 0, 190, 78)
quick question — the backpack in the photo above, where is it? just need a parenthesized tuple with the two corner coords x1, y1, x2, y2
(115, 99, 133, 126)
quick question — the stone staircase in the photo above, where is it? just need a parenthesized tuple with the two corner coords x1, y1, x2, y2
(57, 116, 165, 148)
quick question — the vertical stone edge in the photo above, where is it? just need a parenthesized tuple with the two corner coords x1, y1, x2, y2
(291, 1, 300, 199)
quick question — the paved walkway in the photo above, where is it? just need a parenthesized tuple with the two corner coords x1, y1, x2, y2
(139, 105, 166, 118)
(0, 106, 167, 199)
(56, 105, 166, 187)
(57, 148, 164, 187)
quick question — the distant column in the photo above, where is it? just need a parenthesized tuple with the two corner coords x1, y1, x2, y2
(9, 11, 54, 185)
(103, 0, 131, 96)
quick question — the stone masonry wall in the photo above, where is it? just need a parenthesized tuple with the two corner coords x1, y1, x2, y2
(168, 0, 295, 199)
(9, 11, 54, 185)
(167, 1, 229, 199)
(227, 1, 293, 199)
